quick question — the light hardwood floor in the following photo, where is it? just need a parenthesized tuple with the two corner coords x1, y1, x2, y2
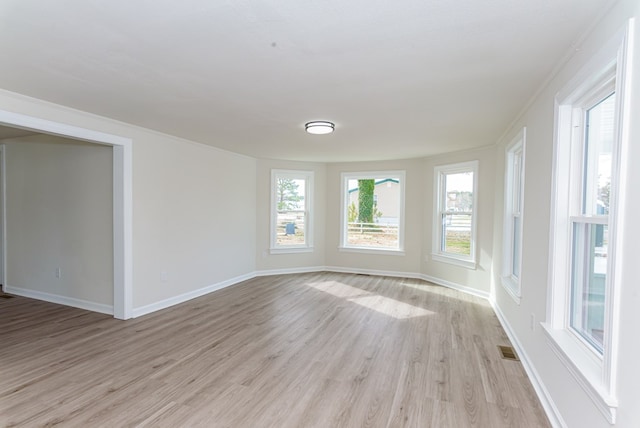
(0, 273, 550, 427)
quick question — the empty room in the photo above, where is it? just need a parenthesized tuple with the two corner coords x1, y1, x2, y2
(1, 1, 639, 427)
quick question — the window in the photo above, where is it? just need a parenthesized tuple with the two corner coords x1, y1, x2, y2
(543, 26, 631, 423)
(570, 92, 615, 353)
(502, 128, 526, 302)
(340, 171, 405, 253)
(432, 161, 478, 269)
(270, 170, 313, 253)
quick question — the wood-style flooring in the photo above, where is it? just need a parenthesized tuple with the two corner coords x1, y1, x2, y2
(0, 272, 550, 427)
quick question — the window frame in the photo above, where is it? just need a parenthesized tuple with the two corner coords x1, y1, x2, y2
(432, 160, 478, 269)
(339, 170, 406, 255)
(501, 128, 526, 303)
(270, 169, 314, 254)
(542, 24, 632, 424)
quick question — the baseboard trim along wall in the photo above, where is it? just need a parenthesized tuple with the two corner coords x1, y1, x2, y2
(132, 266, 490, 319)
(255, 265, 492, 300)
(418, 272, 490, 300)
(255, 265, 491, 300)
(491, 301, 565, 428)
(5, 285, 114, 315)
(254, 266, 327, 277)
(132, 272, 256, 318)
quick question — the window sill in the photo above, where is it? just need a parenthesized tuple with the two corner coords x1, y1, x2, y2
(339, 246, 405, 256)
(541, 323, 617, 423)
(500, 276, 521, 304)
(431, 253, 476, 269)
(270, 246, 314, 255)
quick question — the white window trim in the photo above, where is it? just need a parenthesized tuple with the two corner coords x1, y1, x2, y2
(501, 128, 526, 304)
(339, 170, 406, 254)
(270, 169, 314, 254)
(542, 21, 634, 424)
(432, 160, 478, 269)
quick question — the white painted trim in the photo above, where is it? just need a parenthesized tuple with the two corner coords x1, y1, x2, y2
(254, 266, 326, 277)
(269, 247, 315, 255)
(270, 169, 314, 252)
(116, 266, 494, 343)
(492, 302, 566, 428)
(0, 109, 133, 319)
(545, 22, 631, 420)
(541, 323, 617, 424)
(432, 160, 479, 268)
(430, 253, 476, 270)
(338, 246, 406, 256)
(500, 276, 522, 305)
(5, 285, 113, 315)
(325, 265, 422, 280)
(419, 272, 490, 300)
(113, 143, 134, 320)
(132, 272, 256, 318)
(501, 127, 526, 303)
(0, 145, 5, 289)
(322, 266, 491, 300)
(254, 266, 491, 301)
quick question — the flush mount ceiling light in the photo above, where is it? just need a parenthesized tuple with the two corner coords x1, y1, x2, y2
(305, 121, 335, 135)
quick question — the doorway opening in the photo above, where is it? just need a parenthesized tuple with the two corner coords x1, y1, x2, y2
(0, 110, 132, 319)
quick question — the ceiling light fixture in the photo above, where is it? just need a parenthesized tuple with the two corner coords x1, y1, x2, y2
(305, 121, 335, 135)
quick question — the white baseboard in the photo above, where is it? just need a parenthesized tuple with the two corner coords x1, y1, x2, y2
(254, 266, 326, 277)
(255, 265, 491, 302)
(491, 301, 565, 428)
(5, 285, 114, 315)
(131, 272, 256, 318)
(419, 273, 490, 300)
(324, 265, 422, 280)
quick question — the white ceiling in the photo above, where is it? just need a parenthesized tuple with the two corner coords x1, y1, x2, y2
(0, 1, 612, 162)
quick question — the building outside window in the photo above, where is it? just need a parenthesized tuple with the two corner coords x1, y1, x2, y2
(340, 171, 405, 253)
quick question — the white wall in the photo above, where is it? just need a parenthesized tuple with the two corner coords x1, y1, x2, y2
(0, 89, 257, 314)
(3, 135, 113, 310)
(492, 0, 640, 426)
(255, 159, 326, 272)
(132, 135, 256, 309)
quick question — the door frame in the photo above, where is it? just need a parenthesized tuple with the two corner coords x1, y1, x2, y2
(0, 110, 133, 319)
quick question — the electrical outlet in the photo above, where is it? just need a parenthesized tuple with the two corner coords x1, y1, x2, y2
(160, 271, 168, 282)
(55, 267, 61, 278)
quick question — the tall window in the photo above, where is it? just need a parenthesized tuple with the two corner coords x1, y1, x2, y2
(270, 170, 313, 253)
(432, 161, 478, 269)
(544, 26, 631, 423)
(502, 128, 526, 302)
(570, 92, 615, 353)
(340, 171, 405, 253)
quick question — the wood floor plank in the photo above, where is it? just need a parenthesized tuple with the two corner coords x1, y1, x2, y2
(0, 273, 550, 427)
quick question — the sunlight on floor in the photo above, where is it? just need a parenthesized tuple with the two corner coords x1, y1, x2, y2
(307, 280, 435, 319)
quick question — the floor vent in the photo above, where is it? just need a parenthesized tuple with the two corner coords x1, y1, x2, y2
(498, 345, 519, 361)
